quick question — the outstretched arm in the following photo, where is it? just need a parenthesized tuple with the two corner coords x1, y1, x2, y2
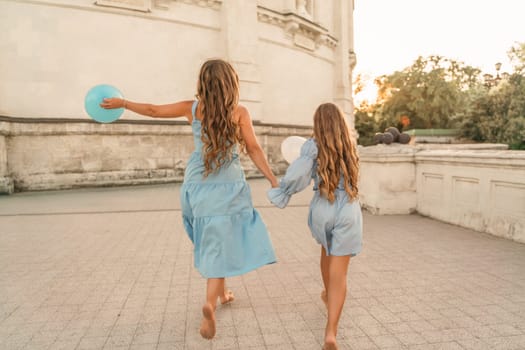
(238, 106, 278, 188)
(267, 138, 317, 208)
(100, 98, 194, 123)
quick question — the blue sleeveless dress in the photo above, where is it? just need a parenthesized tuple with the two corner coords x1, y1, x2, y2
(267, 138, 362, 256)
(180, 101, 276, 278)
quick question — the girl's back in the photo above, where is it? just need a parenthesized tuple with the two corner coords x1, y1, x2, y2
(184, 101, 244, 184)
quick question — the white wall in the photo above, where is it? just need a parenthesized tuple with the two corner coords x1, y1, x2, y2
(1, 0, 349, 126)
(359, 145, 525, 244)
(315, 1, 334, 31)
(416, 150, 525, 243)
(358, 146, 417, 215)
(0, 122, 13, 193)
(258, 0, 285, 11)
(0, 0, 355, 193)
(0, 0, 222, 120)
(0, 118, 312, 193)
(259, 39, 335, 125)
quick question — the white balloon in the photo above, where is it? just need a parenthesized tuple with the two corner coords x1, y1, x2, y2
(281, 136, 307, 164)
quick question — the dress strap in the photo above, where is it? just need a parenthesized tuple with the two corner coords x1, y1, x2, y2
(191, 100, 198, 120)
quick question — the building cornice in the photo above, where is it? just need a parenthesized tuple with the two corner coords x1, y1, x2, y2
(257, 6, 338, 51)
(164, 0, 221, 11)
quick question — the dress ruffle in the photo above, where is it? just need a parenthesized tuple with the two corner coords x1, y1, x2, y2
(183, 209, 275, 278)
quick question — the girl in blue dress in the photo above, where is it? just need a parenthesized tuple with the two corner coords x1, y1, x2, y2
(268, 102, 362, 350)
(101, 59, 278, 340)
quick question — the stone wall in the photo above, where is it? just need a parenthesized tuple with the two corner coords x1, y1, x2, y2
(0, 123, 13, 194)
(416, 149, 525, 244)
(1, 0, 355, 126)
(358, 146, 417, 215)
(0, 117, 311, 193)
(359, 144, 525, 244)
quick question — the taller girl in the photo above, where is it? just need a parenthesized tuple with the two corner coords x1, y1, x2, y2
(101, 59, 278, 339)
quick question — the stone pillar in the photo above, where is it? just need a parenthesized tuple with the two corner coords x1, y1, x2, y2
(313, 0, 321, 22)
(348, 0, 357, 122)
(283, 0, 296, 13)
(359, 146, 418, 215)
(221, 0, 263, 120)
(296, 0, 311, 19)
(333, 0, 355, 132)
(0, 124, 14, 194)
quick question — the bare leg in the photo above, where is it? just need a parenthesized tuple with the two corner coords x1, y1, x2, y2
(320, 246, 330, 307)
(200, 278, 223, 339)
(323, 255, 351, 350)
(219, 280, 235, 305)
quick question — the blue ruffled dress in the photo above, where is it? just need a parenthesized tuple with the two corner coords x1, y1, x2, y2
(267, 138, 362, 256)
(180, 101, 277, 278)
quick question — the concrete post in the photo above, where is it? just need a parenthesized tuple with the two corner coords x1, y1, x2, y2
(0, 127, 14, 194)
(283, 0, 296, 13)
(221, 0, 263, 120)
(333, 0, 356, 132)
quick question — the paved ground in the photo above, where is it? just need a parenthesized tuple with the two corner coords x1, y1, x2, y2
(0, 179, 524, 350)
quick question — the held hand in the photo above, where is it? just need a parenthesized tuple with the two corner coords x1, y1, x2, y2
(100, 98, 125, 110)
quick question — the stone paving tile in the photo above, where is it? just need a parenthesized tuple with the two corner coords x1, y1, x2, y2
(1, 180, 525, 349)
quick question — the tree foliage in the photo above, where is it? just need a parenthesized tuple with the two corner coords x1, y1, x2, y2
(459, 73, 525, 149)
(458, 42, 525, 149)
(509, 42, 525, 74)
(373, 55, 480, 129)
(354, 44, 525, 149)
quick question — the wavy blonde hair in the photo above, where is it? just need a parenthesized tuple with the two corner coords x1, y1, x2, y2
(313, 103, 359, 203)
(197, 59, 245, 176)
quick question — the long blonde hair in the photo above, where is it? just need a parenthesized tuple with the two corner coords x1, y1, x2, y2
(313, 103, 359, 202)
(197, 59, 245, 176)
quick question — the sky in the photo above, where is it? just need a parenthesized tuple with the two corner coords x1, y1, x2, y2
(353, 0, 525, 100)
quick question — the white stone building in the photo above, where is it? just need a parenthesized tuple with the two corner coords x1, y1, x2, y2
(1, 0, 356, 124)
(0, 0, 357, 192)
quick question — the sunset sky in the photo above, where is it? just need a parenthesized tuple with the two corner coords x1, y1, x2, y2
(353, 0, 525, 100)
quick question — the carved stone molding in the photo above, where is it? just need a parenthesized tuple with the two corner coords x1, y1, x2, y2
(349, 50, 357, 70)
(96, 0, 222, 12)
(95, 0, 152, 12)
(172, 0, 221, 10)
(257, 6, 337, 51)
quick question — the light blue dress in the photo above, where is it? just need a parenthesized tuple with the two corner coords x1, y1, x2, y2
(267, 138, 362, 256)
(180, 101, 276, 278)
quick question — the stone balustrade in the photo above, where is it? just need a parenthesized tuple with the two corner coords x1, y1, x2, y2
(359, 144, 525, 243)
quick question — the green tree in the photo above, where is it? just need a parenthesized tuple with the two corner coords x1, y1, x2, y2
(459, 42, 525, 149)
(354, 46, 524, 149)
(354, 101, 389, 146)
(509, 42, 525, 74)
(374, 56, 481, 129)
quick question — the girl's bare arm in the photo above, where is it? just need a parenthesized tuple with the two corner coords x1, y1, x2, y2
(101, 98, 194, 123)
(237, 106, 278, 188)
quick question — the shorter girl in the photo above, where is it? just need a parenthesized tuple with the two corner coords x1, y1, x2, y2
(268, 103, 362, 350)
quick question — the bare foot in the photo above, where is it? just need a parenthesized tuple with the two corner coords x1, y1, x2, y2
(321, 290, 328, 308)
(199, 303, 216, 339)
(220, 290, 235, 305)
(322, 335, 338, 350)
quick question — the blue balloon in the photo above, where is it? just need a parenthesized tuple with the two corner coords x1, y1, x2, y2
(84, 84, 124, 123)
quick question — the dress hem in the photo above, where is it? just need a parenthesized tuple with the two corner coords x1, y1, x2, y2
(195, 259, 277, 279)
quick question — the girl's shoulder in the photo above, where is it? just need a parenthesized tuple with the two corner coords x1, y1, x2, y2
(233, 104, 249, 125)
(300, 138, 318, 159)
